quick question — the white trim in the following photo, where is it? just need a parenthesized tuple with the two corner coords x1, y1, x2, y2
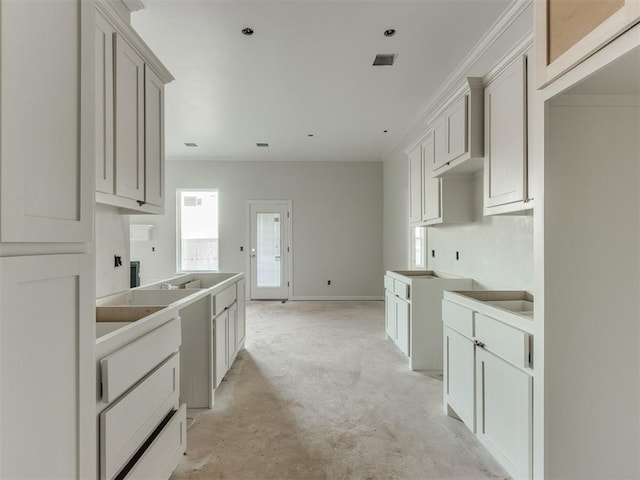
(166, 156, 382, 163)
(123, 0, 145, 13)
(95, 0, 174, 83)
(482, 35, 534, 86)
(385, 0, 533, 159)
(290, 296, 384, 301)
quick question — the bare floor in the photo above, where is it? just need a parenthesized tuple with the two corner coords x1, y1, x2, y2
(171, 301, 509, 480)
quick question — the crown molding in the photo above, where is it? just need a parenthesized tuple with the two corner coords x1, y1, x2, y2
(383, 0, 533, 159)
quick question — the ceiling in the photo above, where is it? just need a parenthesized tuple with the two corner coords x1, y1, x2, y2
(131, 0, 512, 160)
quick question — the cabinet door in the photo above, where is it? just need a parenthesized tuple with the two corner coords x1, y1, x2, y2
(444, 327, 475, 431)
(214, 311, 228, 388)
(228, 302, 238, 364)
(114, 35, 145, 201)
(385, 290, 396, 339)
(484, 55, 527, 209)
(421, 134, 442, 222)
(95, 11, 115, 195)
(236, 280, 246, 348)
(433, 116, 448, 170)
(144, 65, 165, 207)
(0, 254, 94, 479)
(476, 348, 532, 479)
(396, 298, 410, 356)
(446, 94, 468, 161)
(0, 0, 93, 242)
(408, 147, 422, 224)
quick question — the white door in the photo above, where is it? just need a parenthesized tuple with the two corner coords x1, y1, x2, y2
(249, 202, 291, 300)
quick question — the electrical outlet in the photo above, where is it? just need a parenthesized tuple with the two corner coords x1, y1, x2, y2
(114, 255, 122, 268)
(431, 250, 435, 258)
(456, 251, 460, 261)
(327, 280, 331, 285)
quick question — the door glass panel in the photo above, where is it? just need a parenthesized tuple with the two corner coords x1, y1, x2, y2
(256, 213, 281, 287)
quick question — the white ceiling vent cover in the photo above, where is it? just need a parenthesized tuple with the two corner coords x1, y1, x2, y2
(373, 54, 397, 66)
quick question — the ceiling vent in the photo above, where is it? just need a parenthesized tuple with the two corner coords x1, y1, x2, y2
(373, 54, 397, 66)
(256, 142, 269, 147)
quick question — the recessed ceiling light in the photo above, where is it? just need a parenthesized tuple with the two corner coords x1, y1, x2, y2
(256, 142, 269, 147)
(384, 29, 396, 37)
(184, 142, 198, 147)
(383, 130, 388, 133)
(307, 134, 314, 137)
(373, 54, 397, 66)
(241, 27, 254, 36)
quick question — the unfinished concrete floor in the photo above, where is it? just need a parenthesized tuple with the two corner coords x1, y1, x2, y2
(171, 301, 510, 480)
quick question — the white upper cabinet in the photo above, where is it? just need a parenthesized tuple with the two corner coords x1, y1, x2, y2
(431, 78, 484, 177)
(484, 51, 531, 215)
(94, 3, 173, 214)
(95, 11, 115, 195)
(0, 0, 93, 243)
(144, 65, 165, 207)
(421, 133, 441, 223)
(407, 126, 474, 227)
(408, 146, 423, 225)
(115, 35, 145, 202)
(445, 94, 469, 162)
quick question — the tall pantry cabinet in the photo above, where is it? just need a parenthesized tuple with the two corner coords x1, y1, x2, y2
(0, 0, 96, 478)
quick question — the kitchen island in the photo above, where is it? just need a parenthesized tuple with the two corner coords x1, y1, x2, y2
(95, 272, 245, 480)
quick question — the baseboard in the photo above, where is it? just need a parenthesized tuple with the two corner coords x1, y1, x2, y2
(289, 296, 384, 301)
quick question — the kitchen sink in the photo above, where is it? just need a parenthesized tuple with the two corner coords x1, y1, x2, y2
(486, 299, 534, 313)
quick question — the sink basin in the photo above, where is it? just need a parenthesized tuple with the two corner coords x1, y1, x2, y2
(486, 300, 533, 313)
(450, 290, 534, 318)
(96, 305, 165, 338)
(98, 289, 199, 306)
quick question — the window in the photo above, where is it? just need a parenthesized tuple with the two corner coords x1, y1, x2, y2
(410, 226, 427, 270)
(177, 190, 219, 271)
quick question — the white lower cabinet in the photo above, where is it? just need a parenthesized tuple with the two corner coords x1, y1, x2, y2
(395, 298, 410, 356)
(212, 284, 242, 393)
(444, 326, 475, 431)
(476, 348, 532, 479)
(214, 309, 229, 388)
(443, 293, 533, 480)
(384, 271, 472, 371)
(96, 316, 185, 480)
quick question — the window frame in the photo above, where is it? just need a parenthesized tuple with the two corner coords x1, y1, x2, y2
(176, 188, 220, 273)
(409, 225, 428, 270)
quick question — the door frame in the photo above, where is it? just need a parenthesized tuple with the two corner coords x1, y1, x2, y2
(246, 200, 293, 300)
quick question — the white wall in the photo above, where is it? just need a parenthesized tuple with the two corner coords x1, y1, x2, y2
(427, 175, 533, 290)
(383, 4, 534, 291)
(131, 160, 383, 299)
(95, 204, 131, 297)
(544, 99, 639, 478)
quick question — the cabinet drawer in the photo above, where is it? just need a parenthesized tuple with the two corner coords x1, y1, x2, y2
(100, 318, 181, 403)
(393, 280, 410, 301)
(383, 275, 394, 291)
(213, 285, 236, 316)
(475, 314, 531, 368)
(442, 301, 474, 338)
(124, 404, 187, 480)
(100, 354, 180, 480)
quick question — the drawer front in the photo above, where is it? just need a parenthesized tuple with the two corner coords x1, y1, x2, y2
(475, 314, 531, 368)
(100, 317, 181, 403)
(124, 404, 187, 480)
(100, 354, 180, 480)
(213, 284, 237, 316)
(442, 300, 474, 338)
(393, 280, 410, 301)
(383, 275, 394, 292)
